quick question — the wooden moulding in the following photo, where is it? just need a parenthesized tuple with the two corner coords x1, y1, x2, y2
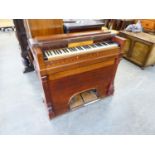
(49, 59, 115, 80)
(41, 76, 55, 118)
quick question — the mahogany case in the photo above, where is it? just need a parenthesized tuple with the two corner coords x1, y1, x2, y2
(29, 31, 126, 119)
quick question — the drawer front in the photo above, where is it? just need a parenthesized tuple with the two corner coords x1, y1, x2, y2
(141, 20, 155, 30)
(131, 42, 149, 63)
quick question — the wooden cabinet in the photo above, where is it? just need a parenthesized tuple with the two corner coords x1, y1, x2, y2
(141, 20, 155, 33)
(119, 31, 155, 69)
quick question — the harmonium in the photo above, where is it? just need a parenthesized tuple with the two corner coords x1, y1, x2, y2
(26, 20, 126, 119)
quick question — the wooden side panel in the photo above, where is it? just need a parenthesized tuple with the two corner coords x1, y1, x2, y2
(123, 38, 131, 55)
(41, 76, 55, 118)
(146, 45, 155, 66)
(24, 19, 64, 38)
(112, 36, 126, 50)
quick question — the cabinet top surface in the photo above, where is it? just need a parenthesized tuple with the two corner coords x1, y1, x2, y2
(120, 31, 155, 44)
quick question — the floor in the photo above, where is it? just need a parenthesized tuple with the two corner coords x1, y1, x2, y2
(0, 31, 155, 135)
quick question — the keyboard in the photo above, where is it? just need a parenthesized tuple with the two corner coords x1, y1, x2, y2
(43, 41, 118, 60)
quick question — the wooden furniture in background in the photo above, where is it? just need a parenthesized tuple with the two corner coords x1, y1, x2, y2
(141, 19, 155, 34)
(120, 31, 155, 69)
(24, 19, 64, 38)
(19, 19, 64, 72)
(13, 19, 34, 73)
(29, 30, 126, 119)
(104, 19, 135, 30)
(64, 20, 104, 33)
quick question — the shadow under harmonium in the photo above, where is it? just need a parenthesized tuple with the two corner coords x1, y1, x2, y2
(25, 19, 126, 119)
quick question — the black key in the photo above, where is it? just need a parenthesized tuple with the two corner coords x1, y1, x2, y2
(45, 51, 48, 56)
(101, 43, 106, 46)
(87, 45, 92, 49)
(77, 47, 83, 50)
(71, 48, 76, 51)
(86, 45, 91, 49)
(59, 50, 62, 54)
(70, 48, 73, 51)
(109, 42, 114, 45)
(67, 49, 72, 52)
(53, 50, 57, 55)
(84, 45, 90, 49)
(105, 42, 109, 45)
(57, 50, 61, 54)
(56, 50, 61, 54)
(72, 47, 77, 51)
(74, 47, 79, 51)
(55, 50, 59, 54)
(106, 40, 114, 44)
(70, 48, 74, 52)
(51, 51, 54, 55)
(83, 46, 88, 49)
(104, 42, 109, 45)
(65, 49, 70, 53)
(47, 51, 51, 55)
(68, 48, 72, 52)
(62, 49, 67, 53)
(43, 51, 48, 60)
(96, 43, 102, 47)
(99, 43, 103, 46)
(47, 51, 50, 56)
(93, 44, 98, 47)
(90, 44, 96, 48)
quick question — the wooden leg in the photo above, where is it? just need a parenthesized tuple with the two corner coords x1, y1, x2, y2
(97, 86, 106, 98)
(48, 110, 55, 119)
(141, 67, 145, 70)
(106, 82, 114, 96)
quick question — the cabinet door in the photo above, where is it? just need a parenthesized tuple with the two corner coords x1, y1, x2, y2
(123, 38, 131, 56)
(131, 42, 149, 64)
